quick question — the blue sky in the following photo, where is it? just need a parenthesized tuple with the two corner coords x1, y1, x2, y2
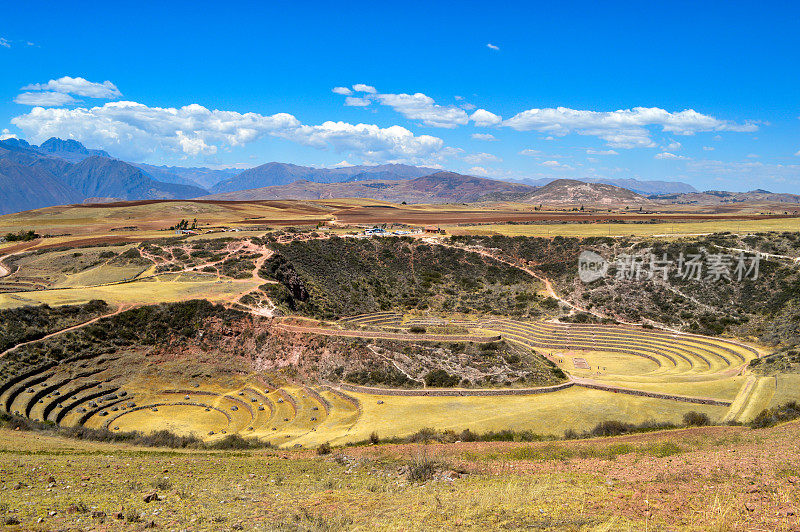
(1, 0, 799, 192)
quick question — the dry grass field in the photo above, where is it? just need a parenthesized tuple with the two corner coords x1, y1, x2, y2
(0, 420, 798, 530)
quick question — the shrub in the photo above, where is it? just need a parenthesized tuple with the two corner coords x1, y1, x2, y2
(317, 442, 332, 455)
(683, 411, 711, 427)
(369, 431, 380, 444)
(750, 402, 800, 429)
(424, 369, 460, 387)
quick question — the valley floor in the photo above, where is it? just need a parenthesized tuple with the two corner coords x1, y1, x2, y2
(0, 421, 798, 531)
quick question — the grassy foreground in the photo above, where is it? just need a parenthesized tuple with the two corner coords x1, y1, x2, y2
(1, 421, 799, 531)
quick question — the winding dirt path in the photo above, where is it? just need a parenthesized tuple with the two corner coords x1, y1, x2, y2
(0, 304, 130, 359)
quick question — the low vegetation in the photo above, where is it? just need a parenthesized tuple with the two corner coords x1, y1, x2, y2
(262, 236, 551, 319)
(0, 300, 109, 353)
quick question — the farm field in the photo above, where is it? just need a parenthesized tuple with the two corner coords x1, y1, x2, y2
(446, 217, 800, 238)
(0, 275, 259, 309)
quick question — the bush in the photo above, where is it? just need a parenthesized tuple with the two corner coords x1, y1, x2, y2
(424, 369, 460, 387)
(750, 402, 800, 429)
(369, 431, 380, 444)
(683, 411, 711, 427)
(317, 442, 332, 455)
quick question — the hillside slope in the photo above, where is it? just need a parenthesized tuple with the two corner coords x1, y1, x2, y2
(204, 171, 533, 203)
(211, 162, 440, 194)
(62, 156, 207, 201)
(525, 179, 649, 205)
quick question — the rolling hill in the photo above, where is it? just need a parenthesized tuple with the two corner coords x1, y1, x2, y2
(203, 171, 534, 203)
(524, 179, 649, 205)
(650, 190, 800, 205)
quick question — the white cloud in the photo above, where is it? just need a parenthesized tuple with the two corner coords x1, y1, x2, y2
(282, 121, 446, 164)
(487, 43, 500, 51)
(14, 91, 78, 106)
(502, 107, 756, 148)
(344, 96, 371, 107)
(332, 87, 352, 95)
(703, 146, 715, 151)
(11, 100, 449, 164)
(0, 37, 10, 48)
(0, 129, 17, 140)
(665, 141, 682, 151)
(470, 109, 502, 127)
(472, 133, 496, 141)
(468, 166, 489, 176)
(795, 149, 800, 156)
(746, 153, 759, 158)
(333, 160, 354, 167)
(352, 84, 377, 94)
(460, 103, 476, 111)
(540, 160, 574, 170)
(654, 152, 686, 160)
(334, 87, 471, 128)
(687, 159, 800, 186)
(23, 76, 122, 99)
(519, 149, 543, 156)
(463, 152, 500, 164)
(373, 92, 469, 128)
(586, 149, 618, 155)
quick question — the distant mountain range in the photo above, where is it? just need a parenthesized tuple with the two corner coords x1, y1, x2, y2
(650, 190, 800, 205)
(210, 162, 441, 194)
(3, 136, 780, 217)
(204, 171, 535, 203)
(0, 138, 207, 215)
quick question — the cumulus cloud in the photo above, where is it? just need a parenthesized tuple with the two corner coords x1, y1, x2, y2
(665, 141, 682, 151)
(472, 133, 496, 141)
(0, 129, 17, 140)
(470, 109, 502, 127)
(703, 146, 715, 151)
(373, 92, 469, 128)
(502, 107, 757, 148)
(519, 149, 543, 156)
(344, 96, 371, 107)
(14, 91, 78, 107)
(487, 43, 499, 51)
(586, 148, 618, 155)
(463, 152, 500, 164)
(281, 121, 445, 164)
(654, 152, 686, 160)
(540, 160, 574, 170)
(0, 37, 10, 48)
(332, 87, 352, 95)
(352, 84, 377, 94)
(468, 166, 489, 176)
(334, 86, 501, 129)
(11, 101, 449, 164)
(22, 76, 122, 99)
